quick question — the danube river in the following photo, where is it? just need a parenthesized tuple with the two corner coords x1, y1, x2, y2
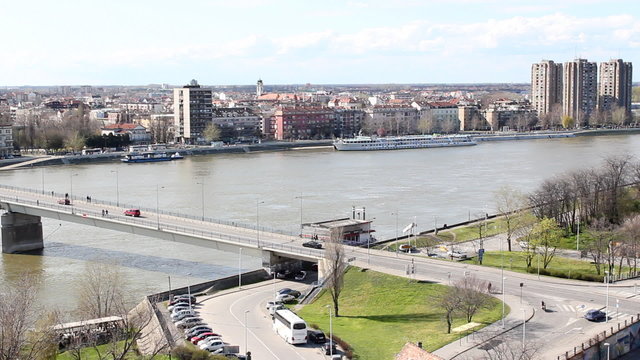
(1, 135, 640, 313)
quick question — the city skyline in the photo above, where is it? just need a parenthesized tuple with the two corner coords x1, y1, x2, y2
(2, 0, 639, 86)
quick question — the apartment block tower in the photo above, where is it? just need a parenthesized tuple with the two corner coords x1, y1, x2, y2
(173, 79, 213, 144)
(598, 59, 633, 112)
(563, 59, 598, 122)
(531, 60, 563, 116)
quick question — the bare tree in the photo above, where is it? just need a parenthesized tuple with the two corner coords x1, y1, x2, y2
(418, 110, 434, 134)
(457, 275, 491, 323)
(530, 218, 562, 269)
(619, 215, 640, 276)
(584, 218, 617, 275)
(325, 227, 347, 317)
(494, 186, 526, 252)
(0, 274, 59, 360)
(438, 286, 462, 334)
(76, 262, 128, 319)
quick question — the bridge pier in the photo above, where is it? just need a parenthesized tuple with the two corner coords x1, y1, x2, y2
(1, 212, 44, 253)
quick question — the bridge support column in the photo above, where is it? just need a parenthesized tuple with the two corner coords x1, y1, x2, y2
(262, 250, 288, 271)
(1, 212, 43, 253)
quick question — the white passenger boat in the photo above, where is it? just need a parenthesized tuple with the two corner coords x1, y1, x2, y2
(333, 134, 476, 151)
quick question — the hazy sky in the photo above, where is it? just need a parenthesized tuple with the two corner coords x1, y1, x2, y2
(2, 0, 638, 86)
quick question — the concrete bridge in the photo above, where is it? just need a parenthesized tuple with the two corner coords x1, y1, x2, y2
(0, 184, 324, 273)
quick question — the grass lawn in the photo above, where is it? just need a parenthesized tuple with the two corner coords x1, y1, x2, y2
(436, 213, 536, 244)
(470, 251, 621, 281)
(296, 267, 505, 360)
(56, 341, 172, 360)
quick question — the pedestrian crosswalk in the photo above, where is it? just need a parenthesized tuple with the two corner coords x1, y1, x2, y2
(614, 290, 639, 299)
(550, 304, 631, 320)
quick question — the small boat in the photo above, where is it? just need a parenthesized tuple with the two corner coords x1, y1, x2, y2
(171, 152, 184, 160)
(121, 152, 172, 163)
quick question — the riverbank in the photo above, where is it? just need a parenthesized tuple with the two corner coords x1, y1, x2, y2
(3, 128, 640, 170)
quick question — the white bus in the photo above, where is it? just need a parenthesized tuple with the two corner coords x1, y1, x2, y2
(272, 309, 307, 344)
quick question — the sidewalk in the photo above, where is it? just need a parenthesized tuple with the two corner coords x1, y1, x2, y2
(432, 294, 534, 360)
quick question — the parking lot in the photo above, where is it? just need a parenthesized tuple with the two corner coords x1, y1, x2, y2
(195, 279, 330, 359)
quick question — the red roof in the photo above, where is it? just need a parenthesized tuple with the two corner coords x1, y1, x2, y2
(102, 123, 142, 130)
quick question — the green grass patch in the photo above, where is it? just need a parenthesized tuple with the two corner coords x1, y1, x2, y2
(437, 213, 536, 244)
(382, 236, 440, 252)
(472, 251, 625, 281)
(297, 267, 505, 360)
(56, 341, 172, 360)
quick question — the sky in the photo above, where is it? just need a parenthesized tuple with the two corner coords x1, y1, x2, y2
(1, 0, 639, 86)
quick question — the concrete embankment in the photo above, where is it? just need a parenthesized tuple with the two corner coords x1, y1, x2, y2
(0, 140, 334, 170)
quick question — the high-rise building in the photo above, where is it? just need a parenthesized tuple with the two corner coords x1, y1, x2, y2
(173, 79, 213, 144)
(531, 60, 563, 116)
(256, 79, 264, 98)
(563, 59, 598, 123)
(598, 59, 633, 112)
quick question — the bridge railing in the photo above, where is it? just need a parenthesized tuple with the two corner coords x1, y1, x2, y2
(0, 184, 298, 238)
(0, 194, 324, 259)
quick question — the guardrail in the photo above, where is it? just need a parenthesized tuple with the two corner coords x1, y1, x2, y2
(0, 183, 298, 237)
(0, 193, 324, 260)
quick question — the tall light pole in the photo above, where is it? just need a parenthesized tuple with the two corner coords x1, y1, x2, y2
(604, 342, 610, 360)
(295, 194, 304, 236)
(41, 168, 45, 195)
(502, 276, 506, 328)
(168, 275, 172, 300)
(392, 211, 399, 256)
(576, 213, 580, 251)
(111, 170, 119, 207)
(325, 305, 333, 358)
(69, 173, 78, 200)
(244, 310, 249, 355)
(522, 308, 526, 351)
(197, 181, 205, 221)
(256, 200, 264, 247)
(156, 185, 164, 229)
(239, 248, 243, 289)
(605, 270, 610, 323)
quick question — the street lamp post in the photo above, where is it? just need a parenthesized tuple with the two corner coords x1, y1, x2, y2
(326, 305, 333, 358)
(168, 275, 172, 300)
(239, 248, 243, 289)
(244, 310, 249, 354)
(522, 308, 526, 351)
(502, 277, 506, 328)
(576, 213, 580, 251)
(295, 194, 304, 236)
(392, 211, 399, 256)
(69, 173, 78, 201)
(41, 168, 45, 195)
(197, 181, 205, 221)
(111, 170, 119, 207)
(604, 342, 610, 360)
(156, 185, 164, 229)
(256, 200, 264, 247)
(605, 270, 610, 323)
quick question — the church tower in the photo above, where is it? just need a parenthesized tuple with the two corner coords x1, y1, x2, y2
(256, 79, 264, 97)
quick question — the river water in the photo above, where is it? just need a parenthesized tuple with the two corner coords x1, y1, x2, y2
(1, 135, 640, 314)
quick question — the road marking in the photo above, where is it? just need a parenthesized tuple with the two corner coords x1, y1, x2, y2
(229, 293, 282, 360)
(564, 327, 583, 334)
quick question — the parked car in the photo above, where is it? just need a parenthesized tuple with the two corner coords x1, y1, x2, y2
(323, 340, 337, 355)
(447, 250, 467, 259)
(294, 271, 307, 281)
(170, 295, 196, 305)
(584, 309, 606, 322)
(266, 300, 283, 309)
(519, 241, 529, 249)
(171, 309, 197, 321)
(302, 241, 323, 249)
(277, 288, 301, 298)
(124, 209, 141, 217)
(276, 270, 292, 279)
(275, 293, 296, 303)
(58, 199, 71, 205)
(269, 304, 285, 316)
(185, 326, 213, 339)
(399, 244, 415, 253)
(191, 333, 222, 345)
(307, 329, 327, 344)
(175, 317, 203, 329)
(168, 302, 191, 312)
(199, 339, 225, 351)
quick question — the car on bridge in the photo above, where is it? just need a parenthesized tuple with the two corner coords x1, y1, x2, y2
(302, 240, 322, 249)
(58, 199, 71, 205)
(124, 209, 141, 217)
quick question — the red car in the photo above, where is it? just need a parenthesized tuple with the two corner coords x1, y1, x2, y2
(124, 209, 141, 217)
(190, 332, 221, 345)
(58, 199, 71, 205)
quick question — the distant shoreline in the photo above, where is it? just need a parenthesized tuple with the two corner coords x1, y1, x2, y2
(2, 128, 640, 170)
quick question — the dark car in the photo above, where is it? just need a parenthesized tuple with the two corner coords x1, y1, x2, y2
(302, 241, 323, 249)
(124, 209, 141, 217)
(307, 329, 326, 344)
(58, 199, 71, 205)
(278, 288, 301, 298)
(323, 340, 337, 355)
(584, 309, 606, 322)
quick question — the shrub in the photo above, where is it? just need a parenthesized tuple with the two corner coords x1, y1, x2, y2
(171, 345, 226, 360)
(332, 334, 354, 359)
